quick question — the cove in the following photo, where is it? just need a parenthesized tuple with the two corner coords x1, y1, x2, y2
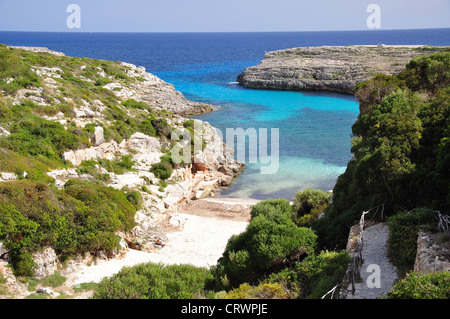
(157, 65, 360, 200)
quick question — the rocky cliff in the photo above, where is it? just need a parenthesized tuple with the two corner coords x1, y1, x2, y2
(237, 45, 446, 94)
(0, 45, 243, 290)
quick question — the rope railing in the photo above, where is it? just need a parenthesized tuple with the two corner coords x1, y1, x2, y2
(321, 205, 448, 299)
(321, 204, 384, 299)
(437, 211, 450, 233)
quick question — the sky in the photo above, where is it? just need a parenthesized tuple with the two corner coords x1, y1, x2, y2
(0, 0, 449, 32)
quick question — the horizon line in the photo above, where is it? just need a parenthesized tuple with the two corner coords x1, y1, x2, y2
(1, 27, 450, 34)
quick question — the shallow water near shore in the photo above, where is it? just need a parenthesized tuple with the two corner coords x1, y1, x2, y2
(2, 29, 449, 200)
(188, 87, 358, 200)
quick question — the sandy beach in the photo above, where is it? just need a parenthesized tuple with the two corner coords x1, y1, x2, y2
(66, 197, 256, 287)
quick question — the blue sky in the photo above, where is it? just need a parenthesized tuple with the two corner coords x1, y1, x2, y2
(0, 0, 449, 32)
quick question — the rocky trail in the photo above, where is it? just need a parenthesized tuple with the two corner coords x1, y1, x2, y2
(346, 223, 398, 299)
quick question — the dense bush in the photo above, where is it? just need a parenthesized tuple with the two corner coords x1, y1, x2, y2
(0, 148, 58, 183)
(213, 199, 317, 289)
(386, 272, 450, 299)
(93, 263, 214, 299)
(63, 179, 137, 232)
(0, 179, 137, 276)
(121, 99, 150, 111)
(2, 113, 81, 161)
(249, 198, 292, 219)
(387, 209, 437, 274)
(221, 282, 290, 299)
(150, 154, 174, 180)
(266, 249, 350, 299)
(292, 188, 330, 227)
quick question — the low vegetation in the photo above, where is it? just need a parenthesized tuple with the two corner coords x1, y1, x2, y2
(386, 272, 450, 299)
(93, 263, 214, 299)
(387, 209, 437, 275)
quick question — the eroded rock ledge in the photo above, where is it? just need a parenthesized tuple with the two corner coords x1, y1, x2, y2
(237, 45, 446, 94)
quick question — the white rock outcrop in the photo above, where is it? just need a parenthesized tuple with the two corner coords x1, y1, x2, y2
(32, 247, 58, 279)
(414, 231, 450, 275)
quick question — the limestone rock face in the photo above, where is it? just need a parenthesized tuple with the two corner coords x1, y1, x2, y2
(32, 247, 58, 279)
(238, 45, 445, 94)
(414, 231, 450, 275)
(114, 61, 215, 116)
(127, 210, 167, 252)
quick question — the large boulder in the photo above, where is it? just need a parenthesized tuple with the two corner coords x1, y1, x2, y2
(92, 126, 105, 146)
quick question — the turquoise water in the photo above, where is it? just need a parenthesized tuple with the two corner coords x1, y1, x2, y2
(5, 30, 447, 199)
(190, 85, 358, 200)
(154, 59, 359, 200)
(156, 66, 359, 200)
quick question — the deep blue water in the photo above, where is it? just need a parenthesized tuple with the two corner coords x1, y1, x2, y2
(1, 29, 449, 199)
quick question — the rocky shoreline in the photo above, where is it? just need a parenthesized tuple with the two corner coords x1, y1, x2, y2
(237, 45, 446, 94)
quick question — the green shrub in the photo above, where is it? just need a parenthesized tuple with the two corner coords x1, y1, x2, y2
(294, 250, 350, 299)
(151, 118, 171, 137)
(121, 99, 150, 110)
(96, 155, 135, 175)
(387, 209, 437, 275)
(292, 188, 330, 227)
(93, 263, 214, 299)
(5, 114, 80, 161)
(311, 208, 361, 251)
(77, 160, 110, 183)
(10, 250, 36, 277)
(150, 161, 173, 180)
(183, 119, 195, 129)
(386, 272, 450, 299)
(214, 199, 317, 288)
(0, 46, 41, 94)
(64, 179, 137, 233)
(250, 198, 292, 219)
(318, 51, 450, 251)
(39, 271, 67, 288)
(138, 118, 157, 137)
(0, 148, 57, 184)
(221, 282, 289, 299)
(0, 178, 138, 275)
(126, 190, 142, 210)
(115, 154, 134, 172)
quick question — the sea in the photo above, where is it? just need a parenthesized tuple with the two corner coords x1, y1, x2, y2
(1, 29, 449, 200)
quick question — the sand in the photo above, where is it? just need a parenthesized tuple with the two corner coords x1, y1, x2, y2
(67, 197, 255, 286)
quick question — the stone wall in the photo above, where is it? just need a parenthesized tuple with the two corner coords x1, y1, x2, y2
(413, 231, 450, 275)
